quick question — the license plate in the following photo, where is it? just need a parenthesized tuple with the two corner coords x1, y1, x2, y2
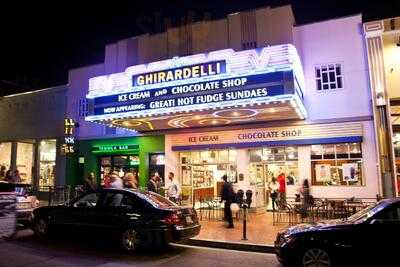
(185, 216, 193, 224)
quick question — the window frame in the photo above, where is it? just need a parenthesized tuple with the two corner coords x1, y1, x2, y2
(315, 63, 344, 92)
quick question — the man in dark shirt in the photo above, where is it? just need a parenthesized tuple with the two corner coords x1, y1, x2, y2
(147, 175, 158, 193)
(221, 175, 234, 228)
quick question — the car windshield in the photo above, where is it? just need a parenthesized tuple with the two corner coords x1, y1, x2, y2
(135, 192, 177, 209)
(347, 201, 387, 223)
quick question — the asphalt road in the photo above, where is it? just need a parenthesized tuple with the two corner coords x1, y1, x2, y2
(0, 229, 280, 267)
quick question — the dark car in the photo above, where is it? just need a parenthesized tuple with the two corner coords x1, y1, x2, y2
(275, 198, 400, 267)
(32, 188, 200, 251)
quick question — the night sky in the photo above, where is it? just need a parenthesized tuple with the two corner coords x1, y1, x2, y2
(0, 0, 399, 96)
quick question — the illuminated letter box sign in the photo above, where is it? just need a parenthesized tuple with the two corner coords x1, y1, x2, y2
(133, 60, 226, 86)
(61, 118, 76, 154)
(86, 44, 307, 131)
(91, 144, 139, 153)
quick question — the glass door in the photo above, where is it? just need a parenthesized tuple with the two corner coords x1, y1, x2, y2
(249, 163, 265, 207)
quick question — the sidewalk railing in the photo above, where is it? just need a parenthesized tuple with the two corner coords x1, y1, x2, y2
(37, 186, 75, 206)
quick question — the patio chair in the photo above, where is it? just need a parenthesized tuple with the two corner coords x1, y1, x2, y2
(273, 200, 294, 226)
(330, 200, 348, 219)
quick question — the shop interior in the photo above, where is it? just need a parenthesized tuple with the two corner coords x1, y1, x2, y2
(178, 147, 300, 208)
(0, 140, 57, 188)
(99, 155, 139, 185)
(180, 150, 237, 205)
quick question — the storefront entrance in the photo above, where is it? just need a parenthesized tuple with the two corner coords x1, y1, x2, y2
(249, 147, 299, 209)
(99, 155, 139, 185)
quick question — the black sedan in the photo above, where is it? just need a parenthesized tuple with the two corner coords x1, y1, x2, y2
(275, 198, 400, 267)
(32, 188, 201, 251)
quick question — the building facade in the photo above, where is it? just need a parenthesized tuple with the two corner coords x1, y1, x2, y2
(0, 86, 67, 190)
(65, 4, 381, 207)
(364, 16, 400, 197)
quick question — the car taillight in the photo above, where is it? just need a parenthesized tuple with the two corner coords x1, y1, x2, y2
(161, 212, 182, 225)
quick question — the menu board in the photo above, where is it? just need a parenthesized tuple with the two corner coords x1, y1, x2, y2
(315, 164, 331, 182)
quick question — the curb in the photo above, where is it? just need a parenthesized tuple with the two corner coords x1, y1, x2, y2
(182, 238, 275, 253)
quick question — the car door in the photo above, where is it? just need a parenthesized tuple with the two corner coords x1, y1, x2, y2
(369, 203, 400, 257)
(96, 191, 146, 233)
(360, 202, 400, 264)
(55, 192, 101, 231)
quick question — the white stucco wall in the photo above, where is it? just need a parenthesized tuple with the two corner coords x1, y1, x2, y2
(293, 15, 373, 121)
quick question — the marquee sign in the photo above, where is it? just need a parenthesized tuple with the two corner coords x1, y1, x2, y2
(93, 71, 292, 116)
(85, 44, 307, 132)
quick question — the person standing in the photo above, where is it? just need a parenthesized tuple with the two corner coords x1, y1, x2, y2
(83, 172, 96, 192)
(12, 170, 21, 184)
(277, 170, 286, 205)
(300, 179, 311, 218)
(0, 166, 6, 181)
(167, 172, 181, 203)
(147, 175, 158, 193)
(109, 172, 123, 189)
(5, 170, 13, 183)
(221, 174, 234, 228)
(268, 177, 279, 211)
(102, 171, 111, 188)
(286, 171, 295, 185)
(300, 179, 311, 205)
(123, 172, 138, 189)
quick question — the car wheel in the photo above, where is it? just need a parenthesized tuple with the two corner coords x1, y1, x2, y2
(302, 247, 331, 267)
(33, 218, 49, 239)
(121, 229, 140, 252)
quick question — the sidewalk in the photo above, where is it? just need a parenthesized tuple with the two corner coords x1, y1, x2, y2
(189, 212, 289, 250)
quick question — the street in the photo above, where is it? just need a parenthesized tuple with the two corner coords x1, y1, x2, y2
(0, 230, 280, 267)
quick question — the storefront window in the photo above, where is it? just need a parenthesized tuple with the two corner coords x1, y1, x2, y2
(249, 146, 299, 186)
(311, 145, 323, 160)
(16, 142, 34, 184)
(311, 143, 363, 186)
(39, 139, 56, 188)
(0, 142, 12, 180)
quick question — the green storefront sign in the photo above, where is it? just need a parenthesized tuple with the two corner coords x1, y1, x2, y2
(66, 136, 164, 188)
(91, 144, 139, 153)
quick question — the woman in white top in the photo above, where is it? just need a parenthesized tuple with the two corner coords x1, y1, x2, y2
(269, 177, 279, 211)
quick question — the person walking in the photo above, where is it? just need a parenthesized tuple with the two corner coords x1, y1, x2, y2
(221, 174, 234, 228)
(268, 177, 279, 211)
(167, 172, 181, 203)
